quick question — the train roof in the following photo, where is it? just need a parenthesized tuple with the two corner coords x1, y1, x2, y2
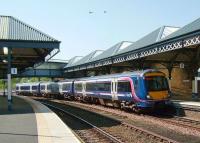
(75, 69, 164, 81)
(40, 81, 59, 85)
(58, 79, 74, 83)
(16, 82, 40, 86)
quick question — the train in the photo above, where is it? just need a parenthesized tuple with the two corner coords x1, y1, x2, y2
(16, 69, 171, 111)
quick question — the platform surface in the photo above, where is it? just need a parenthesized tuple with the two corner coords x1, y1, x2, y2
(172, 100, 200, 109)
(0, 95, 81, 143)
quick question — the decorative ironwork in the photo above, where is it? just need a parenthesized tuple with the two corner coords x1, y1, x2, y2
(113, 57, 125, 63)
(87, 64, 94, 69)
(95, 62, 102, 67)
(183, 35, 200, 47)
(157, 41, 182, 53)
(102, 60, 112, 65)
(74, 67, 79, 71)
(68, 69, 73, 72)
(79, 66, 86, 70)
(126, 53, 139, 61)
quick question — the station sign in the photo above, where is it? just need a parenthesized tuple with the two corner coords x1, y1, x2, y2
(11, 68, 17, 75)
(180, 63, 184, 68)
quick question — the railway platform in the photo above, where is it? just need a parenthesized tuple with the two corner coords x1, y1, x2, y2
(172, 100, 200, 110)
(0, 95, 81, 143)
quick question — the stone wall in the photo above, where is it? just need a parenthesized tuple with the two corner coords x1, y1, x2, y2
(153, 64, 192, 98)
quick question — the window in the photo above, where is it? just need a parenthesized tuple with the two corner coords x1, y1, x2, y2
(62, 83, 71, 91)
(32, 86, 38, 90)
(16, 86, 19, 90)
(47, 84, 51, 90)
(21, 86, 30, 90)
(51, 84, 59, 92)
(95, 82, 111, 92)
(86, 82, 95, 92)
(40, 85, 45, 90)
(117, 81, 131, 93)
(74, 83, 82, 91)
(145, 76, 169, 91)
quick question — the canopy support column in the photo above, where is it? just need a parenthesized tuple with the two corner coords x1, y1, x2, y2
(7, 47, 12, 111)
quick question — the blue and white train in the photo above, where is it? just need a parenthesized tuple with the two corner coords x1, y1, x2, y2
(16, 69, 171, 111)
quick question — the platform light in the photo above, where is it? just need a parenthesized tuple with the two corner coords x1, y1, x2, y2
(3, 59, 7, 63)
(3, 47, 8, 55)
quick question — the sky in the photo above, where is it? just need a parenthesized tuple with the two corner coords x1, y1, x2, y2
(0, 0, 200, 60)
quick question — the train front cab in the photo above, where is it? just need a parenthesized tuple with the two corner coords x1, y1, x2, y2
(133, 71, 170, 109)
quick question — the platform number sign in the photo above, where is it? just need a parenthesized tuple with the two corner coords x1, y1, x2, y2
(11, 68, 17, 75)
(180, 63, 184, 69)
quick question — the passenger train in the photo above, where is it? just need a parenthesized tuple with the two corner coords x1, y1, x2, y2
(16, 69, 171, 111)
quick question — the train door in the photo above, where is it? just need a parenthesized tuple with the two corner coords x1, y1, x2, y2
(111, 78, 118, 101)
(82, 81, 86, 97)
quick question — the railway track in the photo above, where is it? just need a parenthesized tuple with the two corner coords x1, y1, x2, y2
(176, 105, 200, 112)
(50, 98, 200, 133)
(65, 99, 200, 133)
(159, 116, 200, 132)
(42, 102, 123, 143)
(39, 99, 179, 143)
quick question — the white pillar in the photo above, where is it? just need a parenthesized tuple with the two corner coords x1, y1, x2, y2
(7, 74, 11, 100)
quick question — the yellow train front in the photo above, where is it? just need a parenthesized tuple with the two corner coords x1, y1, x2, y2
(132, 70, 171, 109)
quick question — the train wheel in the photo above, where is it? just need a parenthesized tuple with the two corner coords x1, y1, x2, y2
(132, 107, 142, 114)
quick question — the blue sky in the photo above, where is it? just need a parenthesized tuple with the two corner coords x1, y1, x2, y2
(0, 0, 200, 60)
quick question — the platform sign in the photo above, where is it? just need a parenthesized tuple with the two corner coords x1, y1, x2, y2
(180, 63, 184, 68)
(11, 68, 17, 75)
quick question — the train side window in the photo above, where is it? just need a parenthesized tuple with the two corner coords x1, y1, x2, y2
(117, 81, 131, 93)
(62, 83, 70, 91)
(86, 82, 95, 92)
(75, 83, 82, 91)
(21, 86, 30, 90)
(47, 85, 51, 90)
(32, 86, 38, 90)
(96, 82, 111, 92)
(40, 85, 45, 90)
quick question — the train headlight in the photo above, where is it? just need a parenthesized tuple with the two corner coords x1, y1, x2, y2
(147, 95, 151, 99)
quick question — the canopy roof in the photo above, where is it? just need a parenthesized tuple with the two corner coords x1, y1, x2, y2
(91, 41, 133, 62)
(71, 50, 104, 67)
(64, 56, 83, 68)
(117, 26, 179, 55)
(65, 17, 200, 72)
(0, 15, 60, 76)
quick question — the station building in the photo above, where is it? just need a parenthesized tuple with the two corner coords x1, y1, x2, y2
(64, 18, 200, 100)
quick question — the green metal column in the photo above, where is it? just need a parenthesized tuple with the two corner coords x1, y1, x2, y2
(7, 47, 12, 111)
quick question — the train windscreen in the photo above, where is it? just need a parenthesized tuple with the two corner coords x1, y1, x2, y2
(145, 76, 168, 91)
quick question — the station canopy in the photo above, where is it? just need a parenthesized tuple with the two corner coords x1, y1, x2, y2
(0, 15, 60, 77)
(64, 50, 104, 72)
(64, 17, 200, 72)
(64, 56, 83, 70)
